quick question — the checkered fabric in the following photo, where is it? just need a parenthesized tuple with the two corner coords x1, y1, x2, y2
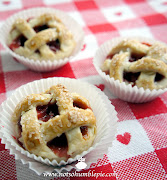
(1, 0, 167, 179)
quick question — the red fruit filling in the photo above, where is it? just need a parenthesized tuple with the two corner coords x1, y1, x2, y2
(106, 53, 114, 59)
(36, 103, 59, 122)
(17, 117, 22, 135)
(47, 39, 60, 52)
(123, 72, 164, 86)
(17, 117, 24, 148)
(47, 133, 69, 158)
(80, 126, 88, 139)
(142, 42, 152, 47)
(123, 72, 140, 86)
(129, 53, 146, 62)
(106, 52, 145, 62)
(9, 35, 27, 51)
(27, 17, 33, 22)
(33, 25, 49, 33)
(155, 73, 164, 82)
(73, 100, 91, 110)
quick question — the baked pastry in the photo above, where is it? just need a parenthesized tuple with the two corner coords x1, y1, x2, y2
(101, 39, 167, 90)
(12, 84, 96, 162)
(8, 13, 76, 61)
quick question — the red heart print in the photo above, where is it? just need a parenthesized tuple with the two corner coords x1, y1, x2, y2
(116, 132, 131, 145)
(115, 12, 122, 16)
(163, 2, 167, 5)
(2, 0, 11, 5)
(95, 84, 105, 91)
(81, 44, 86, 51)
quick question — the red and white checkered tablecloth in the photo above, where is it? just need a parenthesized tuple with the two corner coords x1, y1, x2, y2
(1, 0, 167, 179)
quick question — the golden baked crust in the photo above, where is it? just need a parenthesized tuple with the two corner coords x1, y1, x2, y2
(101, 39, 167, 90)
(12, 84, 96, 162)
(8, 13, 76, 61)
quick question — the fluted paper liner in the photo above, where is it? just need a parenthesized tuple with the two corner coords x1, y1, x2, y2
(93, 36, 167, 103)
(0, 8, 84, 72)
(0, 77, 117, 175)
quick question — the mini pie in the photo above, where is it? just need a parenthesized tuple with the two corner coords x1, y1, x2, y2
(8, 13, 76, 61)
(12, 84, 96, 162)
(101, 39, 167, 90)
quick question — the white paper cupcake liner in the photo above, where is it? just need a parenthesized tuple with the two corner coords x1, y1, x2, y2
(93, 36, 167, 103)
(0, 8, 84, 72)
(0, 77, 117, 175)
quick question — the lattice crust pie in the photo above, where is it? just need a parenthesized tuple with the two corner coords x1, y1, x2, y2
(101, 39, 167, 90)
(8, 13, 76, 61)
(12, 84, 96, 162)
